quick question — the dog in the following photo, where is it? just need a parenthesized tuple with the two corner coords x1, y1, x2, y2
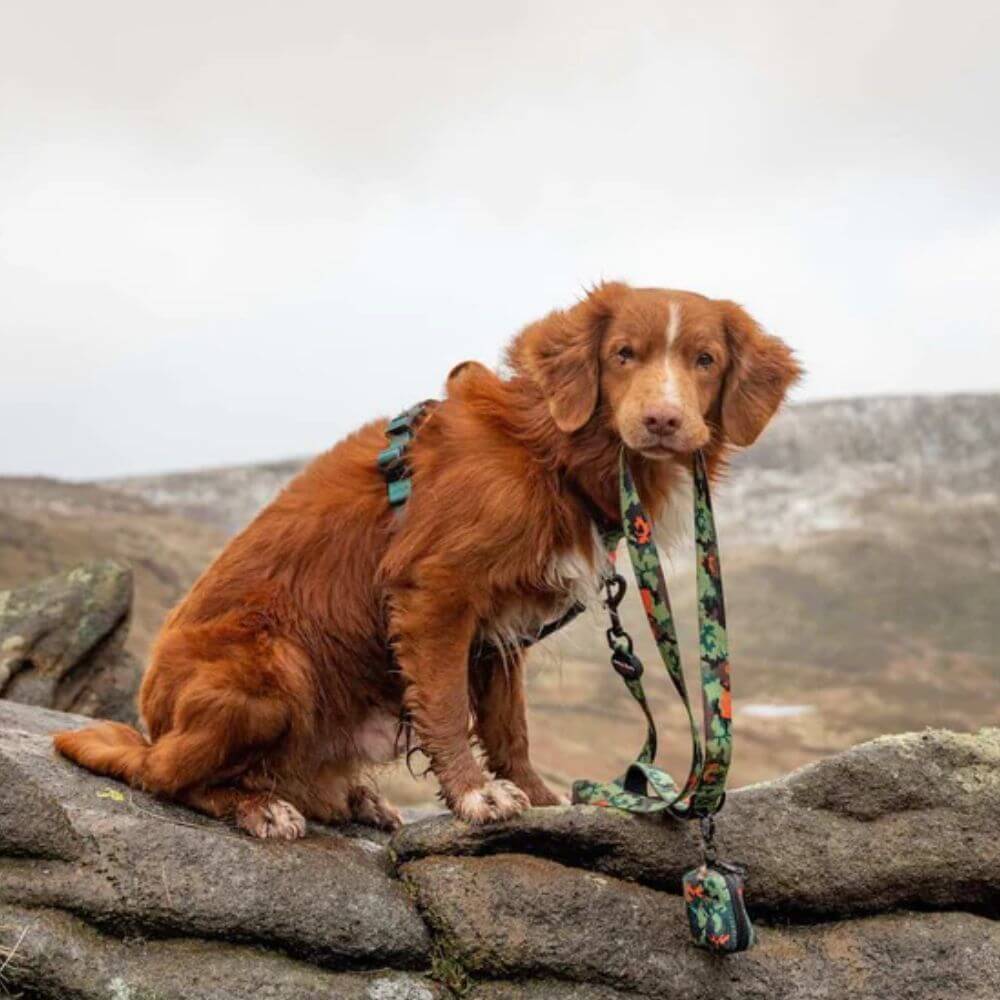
(54, 282, 801, 837)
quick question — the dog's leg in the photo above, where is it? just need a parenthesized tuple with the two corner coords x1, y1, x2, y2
(348, 782, 404, 831)
(181, 785, 307, 841)
(295, 762, 400, 830)
(393, 593, 529, 824)
(471, 652, 563, 807)
(132, 632, 317, 840)
(292, 760, 353, 825)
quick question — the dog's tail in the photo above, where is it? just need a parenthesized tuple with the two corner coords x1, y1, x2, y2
(53, 722, 151, 788)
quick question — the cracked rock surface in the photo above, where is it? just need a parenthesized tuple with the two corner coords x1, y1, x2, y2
(0, 902, 444, 1000)
(404, 853, 999, 999)
(1, 699, 998, 999)
(395, 727, 1000, 919)
(0, 701, 431, 982)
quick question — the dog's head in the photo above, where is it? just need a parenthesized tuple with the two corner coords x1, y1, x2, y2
(509, 282, 802, 456)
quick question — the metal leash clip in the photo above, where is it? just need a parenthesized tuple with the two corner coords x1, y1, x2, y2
(602, 572, 644, 681)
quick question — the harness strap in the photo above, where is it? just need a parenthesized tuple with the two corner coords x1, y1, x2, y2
(379, 400, 583, 653)
(377, 400, 438, 507)
(571, 450, 732, 818)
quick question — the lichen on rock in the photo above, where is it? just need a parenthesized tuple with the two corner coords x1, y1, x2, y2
(0, 560, 140, 722)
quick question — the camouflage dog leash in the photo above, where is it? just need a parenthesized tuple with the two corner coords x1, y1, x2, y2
(380, 406, 753, 952)
(572, 450, 755, 953)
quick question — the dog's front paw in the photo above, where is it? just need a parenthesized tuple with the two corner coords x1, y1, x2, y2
(454, 779, 530, 825)
(236, 797, 307, 840)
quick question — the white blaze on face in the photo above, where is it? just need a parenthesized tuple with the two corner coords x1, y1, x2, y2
(661, 301, 683, 406)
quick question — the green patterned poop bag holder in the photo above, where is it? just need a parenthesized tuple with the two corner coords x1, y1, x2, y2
(572, 451, 755, 954)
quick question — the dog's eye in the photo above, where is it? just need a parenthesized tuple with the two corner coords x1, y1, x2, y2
(696, 352, 715, 368)
(616, 345, 635, 364)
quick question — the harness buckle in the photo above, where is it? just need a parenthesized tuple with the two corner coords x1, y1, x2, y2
(377, 442, 408, 476)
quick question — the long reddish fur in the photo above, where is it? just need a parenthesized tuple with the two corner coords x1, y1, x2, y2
(53, 282, 801, 833)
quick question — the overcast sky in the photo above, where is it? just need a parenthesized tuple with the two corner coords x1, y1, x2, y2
(1, 1, 998, 479)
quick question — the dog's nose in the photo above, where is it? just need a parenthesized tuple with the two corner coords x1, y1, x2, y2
(643, 405, 683, 436)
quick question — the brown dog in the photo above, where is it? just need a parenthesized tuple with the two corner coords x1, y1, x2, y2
(54, 282, 800, 837)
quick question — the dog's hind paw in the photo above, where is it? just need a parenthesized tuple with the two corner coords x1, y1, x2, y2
(236, 797, 307, 840)
(349, 786, 404, 831)
(454, 779, 530, 825)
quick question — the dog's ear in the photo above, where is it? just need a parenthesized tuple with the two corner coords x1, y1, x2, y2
(446, 359, 490, 395)
(719, 302, 802, 446)
(511, 281, 629, 432)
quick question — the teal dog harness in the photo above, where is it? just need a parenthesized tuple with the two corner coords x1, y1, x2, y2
(377, 400, 438, 508)
(379, 403, 754, 953)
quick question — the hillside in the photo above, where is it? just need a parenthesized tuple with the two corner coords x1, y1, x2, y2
(2, 393, 998, 805)
(100, 393, 1000, 543)
(0, 477, 224, 657)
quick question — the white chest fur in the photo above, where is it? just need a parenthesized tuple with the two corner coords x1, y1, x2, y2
(652, 468, 694, 554)
(483, 469, 693, 651)
(484, 524, 607, 649)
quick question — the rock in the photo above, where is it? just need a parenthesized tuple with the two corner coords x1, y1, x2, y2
(470, 983, 631, 999)
(394, 727, 1000, 919)
(403, 853, 1000, 999)
(0, 903, 445, 1000)
(3, 697, 999, 999)
(0, 700, 430, 973)
(0, 560, 140, 722)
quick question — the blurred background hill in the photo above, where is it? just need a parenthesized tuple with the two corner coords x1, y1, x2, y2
(2, 392, 996, 806)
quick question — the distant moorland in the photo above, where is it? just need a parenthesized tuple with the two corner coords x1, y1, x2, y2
(2, 393, 997, 806)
